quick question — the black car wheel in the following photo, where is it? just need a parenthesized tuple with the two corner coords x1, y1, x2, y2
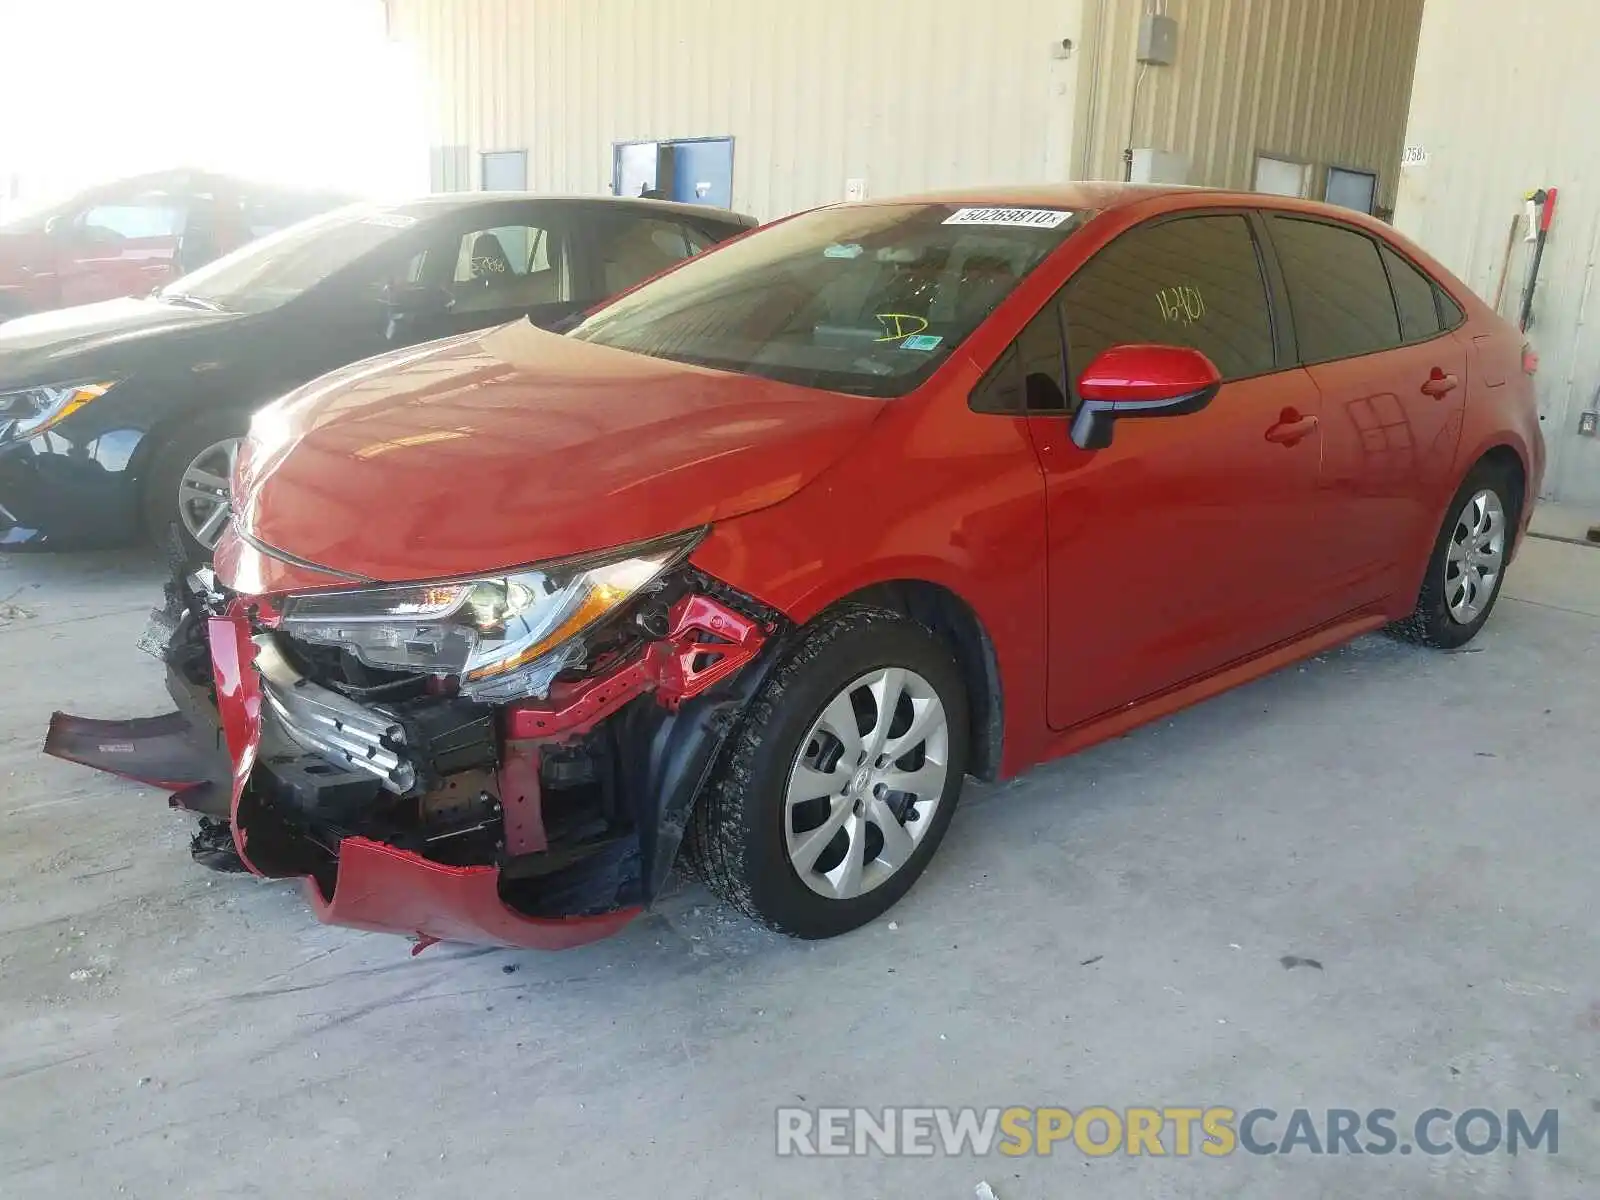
(1391, 459, 1518, 649)
(691, 605, 970, 938)
(142, 413, 246, 562)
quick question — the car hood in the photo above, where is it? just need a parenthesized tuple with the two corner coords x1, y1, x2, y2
(230, 321, 885, 585)
(0, 297, 243, 386)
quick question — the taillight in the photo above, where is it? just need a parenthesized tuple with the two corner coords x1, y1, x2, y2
(1522, 343, 1540, 375)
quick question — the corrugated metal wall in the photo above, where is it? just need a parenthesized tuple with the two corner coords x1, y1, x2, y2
(391, 0, 1423, 221)
(391, 0, 1087, 221)
(1395, 0, 1600, 506)
(1078, 0, 1425, 211)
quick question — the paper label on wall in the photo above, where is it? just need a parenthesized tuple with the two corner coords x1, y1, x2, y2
(943, 207, 1072, 228)
(1401, 145, 1429, 167)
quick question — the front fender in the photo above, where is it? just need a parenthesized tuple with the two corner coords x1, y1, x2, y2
(691, 433, 1051, 778)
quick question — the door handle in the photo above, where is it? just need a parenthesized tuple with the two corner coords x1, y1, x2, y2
(1264, 410, 1319, 447)
(1421, 370, 1459, 399)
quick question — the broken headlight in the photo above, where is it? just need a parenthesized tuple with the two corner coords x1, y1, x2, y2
(0, 380, 119, 443)
(279, 531, 702, 699)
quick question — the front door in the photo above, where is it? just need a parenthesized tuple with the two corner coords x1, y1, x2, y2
(1026, 212, 1329, 730)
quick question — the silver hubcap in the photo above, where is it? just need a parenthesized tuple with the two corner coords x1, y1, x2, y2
(1445, 488, 1505, 624)
(784, 667, 949, 902)
(177, 438, 242, 550)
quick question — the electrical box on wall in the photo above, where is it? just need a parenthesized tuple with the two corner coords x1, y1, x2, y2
(1130, 149, 1188, 184)
(1138, 14, 1178, 66)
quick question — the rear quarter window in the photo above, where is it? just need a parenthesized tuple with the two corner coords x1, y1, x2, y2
(1381, 244, 1442, 343)
(1437, 288, 1466, 330)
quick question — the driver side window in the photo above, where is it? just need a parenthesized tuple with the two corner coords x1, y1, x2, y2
(446, 223, 570, 313)
(1061, 214, 1276, 386)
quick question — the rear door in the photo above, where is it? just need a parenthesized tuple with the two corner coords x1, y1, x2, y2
(1265, 215, 1468, 610)
(1019, 211, 1329, 729)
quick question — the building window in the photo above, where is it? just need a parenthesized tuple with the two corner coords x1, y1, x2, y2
(1324, 166, 1379, 215)
(429, 146, 471, 194)
(1253, 153, 1313, 199)
(481, 151, 528, 192)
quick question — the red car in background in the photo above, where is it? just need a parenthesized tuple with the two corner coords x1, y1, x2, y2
(0, 169, 351, 321)
(50, 184, 1544, 951)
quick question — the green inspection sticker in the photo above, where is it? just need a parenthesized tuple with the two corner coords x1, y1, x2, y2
(901, 334, 943, 351)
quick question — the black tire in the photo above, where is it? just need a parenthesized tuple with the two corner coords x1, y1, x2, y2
(690, 604, 970, 938)
(1390, 459, 1519, 648)
(140, 412, 246, 563)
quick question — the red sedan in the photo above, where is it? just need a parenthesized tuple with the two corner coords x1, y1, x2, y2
(50, 184, 1543, 948)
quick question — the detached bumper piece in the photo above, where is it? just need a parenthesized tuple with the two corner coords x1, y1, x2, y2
(45, 576, 779, 951)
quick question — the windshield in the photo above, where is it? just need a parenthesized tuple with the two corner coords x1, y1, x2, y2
(570, 202, 1089, 396)
(159, 204, 417, 314)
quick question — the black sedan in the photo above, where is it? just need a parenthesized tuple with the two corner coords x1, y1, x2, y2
(0, 194, 755, 558)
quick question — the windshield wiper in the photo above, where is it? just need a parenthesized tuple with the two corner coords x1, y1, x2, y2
(161, 292, 228, 313)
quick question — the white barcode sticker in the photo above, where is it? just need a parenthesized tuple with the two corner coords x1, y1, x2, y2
(943, 207, 1072, 228)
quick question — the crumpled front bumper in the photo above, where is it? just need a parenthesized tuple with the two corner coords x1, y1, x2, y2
(48, 609, 642, 950)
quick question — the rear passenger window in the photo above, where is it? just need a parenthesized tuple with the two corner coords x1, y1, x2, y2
(1061, 215, 1276, 384)
(1269, 216, 1401, 363)
(1381, 245, 1442, 343)
(596, 216, 712, 295)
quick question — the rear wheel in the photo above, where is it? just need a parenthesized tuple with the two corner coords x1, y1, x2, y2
(141, 414, 245, 562)
(1391, 460, 1517, 648)
(690, 605, 970, 938)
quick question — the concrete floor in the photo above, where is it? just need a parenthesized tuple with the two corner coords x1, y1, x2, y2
(1, 538, 1598, 1199)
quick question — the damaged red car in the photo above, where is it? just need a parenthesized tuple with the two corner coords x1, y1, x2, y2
(48, 184, 1543, 949)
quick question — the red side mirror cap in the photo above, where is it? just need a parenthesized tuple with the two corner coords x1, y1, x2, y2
(1071, 344, 1222, 450)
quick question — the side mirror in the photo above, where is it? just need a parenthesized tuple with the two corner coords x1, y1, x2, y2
(1069, 344, 1222, 450)
(382, 281, 454, 316)
(380, 282, 454, 338)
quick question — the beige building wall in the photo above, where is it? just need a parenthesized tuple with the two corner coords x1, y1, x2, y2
(1078, 0, 1424, 214)
(390, 0, 1088, 220)
(390, 0, 1423, 219)
(1396, 0, 1600, 506)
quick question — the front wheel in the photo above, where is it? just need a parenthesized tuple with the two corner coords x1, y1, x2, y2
(1392, 461, 1517, 648)
(691, 606, 970, 938)
(142, 415, 246, 562)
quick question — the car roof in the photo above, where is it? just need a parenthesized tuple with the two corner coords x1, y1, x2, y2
(389, 193, 757, 225)
(844, 182, 1378, 223)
